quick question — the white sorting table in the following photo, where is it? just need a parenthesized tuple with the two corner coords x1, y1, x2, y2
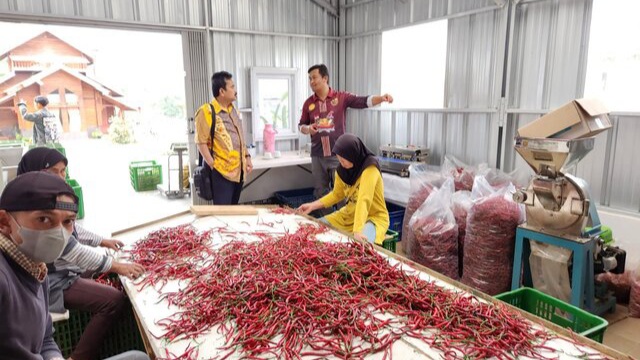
(240, 151, 313, 203)
(112, 209, 627, 360)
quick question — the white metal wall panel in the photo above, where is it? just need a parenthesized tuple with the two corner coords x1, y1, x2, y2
(138, 0, 163, 23)
(209, 0, 336, 36)
(508, 0, 590, 109)
(110, 0, 137, 22)
(344, 0, 497, 35)
(49, 0, 76, 16)
(78, 0, 108, 19)
(344, 1, 504, 167)
(500, 0, 640, 211)
(15, 0, 47, 14)
(1, 0, 204, 26)
(606, 116, 640, 211)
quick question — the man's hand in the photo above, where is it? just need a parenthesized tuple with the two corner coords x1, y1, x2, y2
(246, 157, 253, 174)
(17, 98, 26, 107)
(100, 239, 124, 251)
(380, 93, 393, 104)
(110, 262, 145, 279)
(308, 123, 318, 135)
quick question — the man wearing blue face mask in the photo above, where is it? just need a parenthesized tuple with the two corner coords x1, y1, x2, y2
(0, 172, 79, 360)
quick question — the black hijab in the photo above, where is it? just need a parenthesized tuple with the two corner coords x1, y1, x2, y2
(332, 133, 380, 186)
(17, 147, 68, 175)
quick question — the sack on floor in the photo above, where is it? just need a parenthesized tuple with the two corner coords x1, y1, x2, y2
(193, 165, 213, 201)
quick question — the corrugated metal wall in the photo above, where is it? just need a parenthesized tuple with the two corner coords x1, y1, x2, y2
(0, 0, 205, 26)
(207, 0, 339, 149)
(344, 0, 640, 213)
(502, 0, 640, 212)
(343, 0, 506, 166)
(2, 0, 638, 211)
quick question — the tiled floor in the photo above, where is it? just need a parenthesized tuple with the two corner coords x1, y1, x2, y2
(603, 307, 640, 358)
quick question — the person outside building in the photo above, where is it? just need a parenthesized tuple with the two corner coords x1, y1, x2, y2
(17, 95, 60, 145)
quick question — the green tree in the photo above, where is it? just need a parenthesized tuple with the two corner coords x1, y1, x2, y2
(158, 96, 185, 118)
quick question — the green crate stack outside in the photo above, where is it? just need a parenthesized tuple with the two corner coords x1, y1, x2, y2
(129, 161, 162, 191)
(66, 179, 84, 219)
(495, 287, 608, 343)
(28, 142, 66, 157)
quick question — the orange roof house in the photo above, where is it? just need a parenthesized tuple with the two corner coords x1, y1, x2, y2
(0, 31, 135, 138)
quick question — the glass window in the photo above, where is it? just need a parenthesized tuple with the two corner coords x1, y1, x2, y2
(381, 20, 448, 109)
(584, 0, 640, 112)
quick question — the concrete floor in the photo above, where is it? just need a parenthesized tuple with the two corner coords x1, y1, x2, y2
(64, 137, 191, 237)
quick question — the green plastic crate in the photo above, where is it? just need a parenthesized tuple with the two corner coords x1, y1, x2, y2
(495, 287, 608, 343)
(53, 303, 146, 358)
(29, 142, 66, 156)
(66, 179, 84, 220)
(129, 161, 162, 191)
(379, 229, 399, 253)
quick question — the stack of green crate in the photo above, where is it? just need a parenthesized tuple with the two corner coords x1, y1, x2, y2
(129, 161, 162, 191)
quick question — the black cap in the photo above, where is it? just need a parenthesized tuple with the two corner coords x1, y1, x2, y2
(0, 172, 78, 213)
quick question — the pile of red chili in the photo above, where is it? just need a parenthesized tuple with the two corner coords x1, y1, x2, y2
(128, 224, 213, 290)
(129, 221, 572, 360)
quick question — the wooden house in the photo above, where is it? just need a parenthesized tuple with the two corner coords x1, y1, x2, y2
(0, 31, 135, 138)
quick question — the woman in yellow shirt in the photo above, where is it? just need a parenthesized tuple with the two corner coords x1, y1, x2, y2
(298, 133, 389, 244)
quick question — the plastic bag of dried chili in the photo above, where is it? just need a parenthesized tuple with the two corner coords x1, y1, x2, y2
(401, 164, 444, 243)
(442, 155, 477, 192)
(408, 179, 459, 280)
(630, 268, 640, 318)
(461, 176, 523, 295)
(596, 271, 632, 304)
(451, 190, 472, 279)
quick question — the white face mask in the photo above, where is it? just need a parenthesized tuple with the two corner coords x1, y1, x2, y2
(10, 216, 70, 263)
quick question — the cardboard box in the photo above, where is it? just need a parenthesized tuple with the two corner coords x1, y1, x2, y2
(517, 98, 612, 139)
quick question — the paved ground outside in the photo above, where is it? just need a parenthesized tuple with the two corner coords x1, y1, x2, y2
(62, 134, 190, 238)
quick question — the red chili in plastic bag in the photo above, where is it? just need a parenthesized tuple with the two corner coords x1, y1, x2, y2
(630, 274, 640, 318)
(452, 204, 468, 278)
(461, 196, 520, 295)
(410, 216, 459, 280)
(402, 184, 434, 243)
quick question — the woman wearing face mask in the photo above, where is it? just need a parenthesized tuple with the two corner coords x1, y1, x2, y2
(17, 148, 146, 360)
(297, 133, 390, 244)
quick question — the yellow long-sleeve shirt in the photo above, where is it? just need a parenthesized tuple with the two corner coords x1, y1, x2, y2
(320, 165, 389, 244)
